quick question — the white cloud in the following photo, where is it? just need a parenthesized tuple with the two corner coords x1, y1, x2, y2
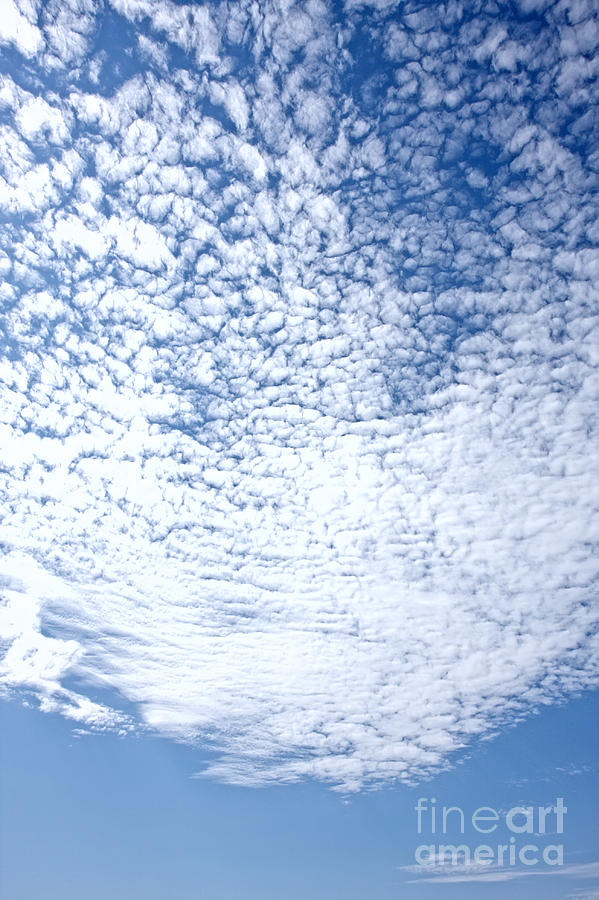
(0, 0, 598, 792)
(209, 80, 250, 132)
(0, 0, 43, 57)
(404, 860, 599, 885)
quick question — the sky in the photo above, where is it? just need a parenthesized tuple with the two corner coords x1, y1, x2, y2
(0, 0, 598, 896)
(1, 690, 598, 899)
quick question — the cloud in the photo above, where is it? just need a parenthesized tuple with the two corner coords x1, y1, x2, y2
(404, 862, 599, 884)
(404, 861, 599, 885)
(566, 889, 599, 900)
(0, 0, 598, 791)
(0, 0, 44, 57)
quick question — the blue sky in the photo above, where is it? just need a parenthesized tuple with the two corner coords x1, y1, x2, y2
(0, 0, 598, 896)
(2, 691, 598, 898)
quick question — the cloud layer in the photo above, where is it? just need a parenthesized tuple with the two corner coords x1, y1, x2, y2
(0, 0, 598, 790)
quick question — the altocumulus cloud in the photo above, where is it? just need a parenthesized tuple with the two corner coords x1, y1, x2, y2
(0, 0, 598, 791)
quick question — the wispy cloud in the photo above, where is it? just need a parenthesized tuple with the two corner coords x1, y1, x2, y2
(565, 888, 599, 900)
(404, 861, 599, 884)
